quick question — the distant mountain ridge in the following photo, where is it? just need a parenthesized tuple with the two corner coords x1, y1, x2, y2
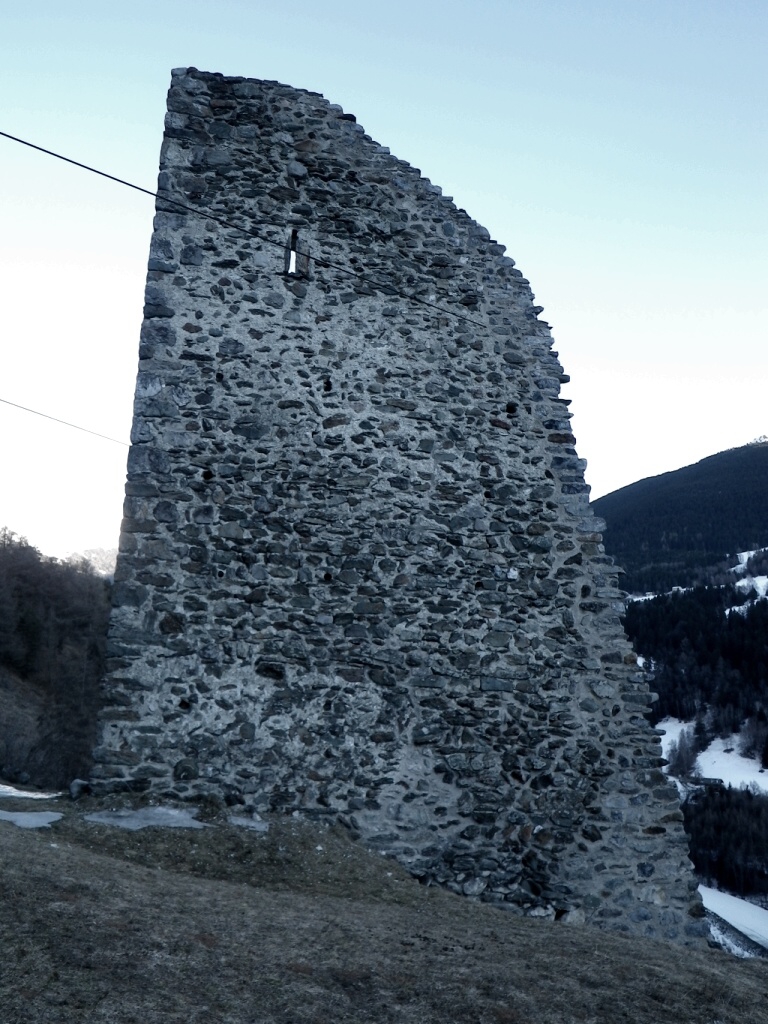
(592, 443, 768, 593)
(67, 547, 117, 577)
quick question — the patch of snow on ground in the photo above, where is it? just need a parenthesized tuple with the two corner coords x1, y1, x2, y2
(731, 550, 757, 574)
(229, 814, 270, 833)
(726, 603, 749, 617)
(84, 806, 207, 831)
(700, 886, 768, 951)
(736, 574, 768, 597)
(656, 720, 768, 794)
(655, 719, 694, 795)
(0, 782, 61, 800)
(655, 718, 689, 761)
(0, 810, 63, 829)
(695, 735, 768, 794)
(727, 572, 767, 616)
(707, 921, 754, 958)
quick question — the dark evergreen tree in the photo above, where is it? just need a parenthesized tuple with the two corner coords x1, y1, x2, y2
(0, 528, 110, 786)
(623, 585, 768, 727)
(684, 785, 768, 897)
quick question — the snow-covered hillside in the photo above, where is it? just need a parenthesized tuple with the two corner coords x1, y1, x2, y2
(656, 719, 768, 956)
(653, 547, 768, 789)
(657, 719, 768, 795)
(652, 550, 768, 957)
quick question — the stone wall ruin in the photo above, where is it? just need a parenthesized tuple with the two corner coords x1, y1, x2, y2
(95, 68, 705, 943)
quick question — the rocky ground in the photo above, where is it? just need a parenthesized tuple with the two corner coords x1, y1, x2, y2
(2, 790, 768, 1024)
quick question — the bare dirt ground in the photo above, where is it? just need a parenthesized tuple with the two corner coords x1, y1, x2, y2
(2, 791, 767, 1024)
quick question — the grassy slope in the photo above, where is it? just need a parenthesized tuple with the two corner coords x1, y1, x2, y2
(1, 793, 767, 1024)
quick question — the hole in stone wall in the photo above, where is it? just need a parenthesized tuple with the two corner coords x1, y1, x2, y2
(202, 469, 214, 480)
(323, 572, 333, 582)
(581, 585, 591, 598)
(257, 662, 285, 680)
(323, 379, 332, 393)
(506, 402, 518, 417)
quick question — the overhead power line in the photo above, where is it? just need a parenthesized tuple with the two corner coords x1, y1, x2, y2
(0, 130, 486, 329)
(0, 397, 129, 447)
(0, 131, 163, 203)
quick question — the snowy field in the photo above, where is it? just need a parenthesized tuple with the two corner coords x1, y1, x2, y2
(656, 718, 768, 795)
(656, 715, 768, 955)
(696, 735, 768, 793)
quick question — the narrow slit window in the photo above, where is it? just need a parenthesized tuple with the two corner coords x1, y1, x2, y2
(284, 230, 310, 278)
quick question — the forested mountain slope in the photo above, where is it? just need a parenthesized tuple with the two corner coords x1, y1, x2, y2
(592, 442, 768, 593)
(0, 529, 109, 787)
(624, 572, 768, 900)
(624, 579, 768, 730)
(594, 444, 768, 903)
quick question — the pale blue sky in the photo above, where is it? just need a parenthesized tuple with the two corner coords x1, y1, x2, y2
(1, 0, 766, 555)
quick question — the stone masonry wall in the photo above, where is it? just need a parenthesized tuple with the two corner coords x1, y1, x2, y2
(94, 68, 705, 943)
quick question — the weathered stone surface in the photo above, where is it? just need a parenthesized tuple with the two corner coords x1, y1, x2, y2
(94, 68, 705, 945)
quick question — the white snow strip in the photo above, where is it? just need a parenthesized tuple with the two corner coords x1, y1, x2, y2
(0, 810, 62, 829)
(628, 585, 692, 602)
(699, 886, 768, 951)
(0, 783, 61, 800)
(84, 806, 207, 830)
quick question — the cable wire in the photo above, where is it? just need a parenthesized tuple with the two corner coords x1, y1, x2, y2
(0, 129, 486, 328)
(0, 127, 496, 448)
(0, 397, 129, 447)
